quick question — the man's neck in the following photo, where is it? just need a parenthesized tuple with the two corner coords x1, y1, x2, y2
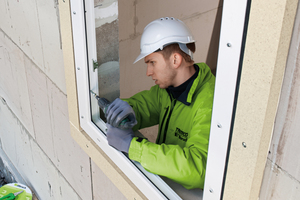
(167, 64, 199, 102)
(173, 63, 196, 87)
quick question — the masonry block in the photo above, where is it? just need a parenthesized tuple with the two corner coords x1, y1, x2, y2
(35, 0, 66, 93)
(260, 160, 300, 200)
(91, 160, 127, 200)
(0, 102, 81, 200)
(0, 0, 66, 93)
(0, 30, 35, 137)
(25, 56, 54, 158)
(24, 57, 92, 199)
(46, 77, 93, 200)
(0, 0, 44, 71)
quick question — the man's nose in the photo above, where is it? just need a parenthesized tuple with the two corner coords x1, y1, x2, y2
(146, 65, 153, 76)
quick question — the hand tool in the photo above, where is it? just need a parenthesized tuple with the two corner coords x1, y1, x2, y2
(0, 190, 23, 200)
(90, 90, 133, 129)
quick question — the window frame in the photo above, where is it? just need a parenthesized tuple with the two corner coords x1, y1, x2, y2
(70, 1, 181, 199)
(203, 0, 251, 199)
(69, 0, 250, 199)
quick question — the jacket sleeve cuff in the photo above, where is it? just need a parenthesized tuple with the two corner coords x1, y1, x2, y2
(128, 137, 146, 163)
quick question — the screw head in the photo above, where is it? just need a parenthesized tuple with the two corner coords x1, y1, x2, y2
(73, 11, 76, 14)
(242, 142, 247, 148)
(227, 43, 232, 47)
(209, 188, 213, 193)
(217, 123, 222, 128)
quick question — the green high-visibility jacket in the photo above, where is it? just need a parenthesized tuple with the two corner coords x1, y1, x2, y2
(124, 63, 215, 189)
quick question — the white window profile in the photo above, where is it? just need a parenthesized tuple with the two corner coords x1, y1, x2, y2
(70, 0, 250, 199)
(203, 0, 251, 199)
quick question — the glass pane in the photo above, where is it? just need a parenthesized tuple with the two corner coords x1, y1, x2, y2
(94, 0, 120, 121)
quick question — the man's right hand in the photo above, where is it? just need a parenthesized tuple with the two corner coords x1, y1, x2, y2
(105, 98, 137, 129)
(106, 123, 134, 153)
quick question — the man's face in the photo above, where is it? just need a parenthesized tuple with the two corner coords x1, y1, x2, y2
(144, 52, 176, 89)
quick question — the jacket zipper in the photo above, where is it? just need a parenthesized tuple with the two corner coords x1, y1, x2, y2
(162, 98, 176, 143)
(158, 106, 169, 143)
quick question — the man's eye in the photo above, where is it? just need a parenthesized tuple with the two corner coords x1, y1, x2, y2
(151, 61, 155, 65)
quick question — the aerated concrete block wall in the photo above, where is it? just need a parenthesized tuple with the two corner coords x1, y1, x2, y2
(0, 0, 126, 199)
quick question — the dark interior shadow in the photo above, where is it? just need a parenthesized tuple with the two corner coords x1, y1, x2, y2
(206, 0, 223, 76)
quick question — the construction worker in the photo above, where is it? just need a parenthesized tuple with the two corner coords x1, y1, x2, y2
(105, 17, 215, 189)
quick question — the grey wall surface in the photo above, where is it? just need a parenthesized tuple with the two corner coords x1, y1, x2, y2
(0, 0, 125, 199)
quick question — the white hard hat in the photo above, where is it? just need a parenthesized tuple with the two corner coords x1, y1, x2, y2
(133, 17, 196, 64)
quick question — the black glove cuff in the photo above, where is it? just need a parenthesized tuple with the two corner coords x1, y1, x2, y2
(136, 137, 144, 143)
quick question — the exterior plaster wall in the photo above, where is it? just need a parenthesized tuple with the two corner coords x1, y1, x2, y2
(259, 2, 300, 199)
(0, 0, 126, 199)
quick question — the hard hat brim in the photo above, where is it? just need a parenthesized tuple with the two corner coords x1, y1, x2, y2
(133, 52, 151, 64)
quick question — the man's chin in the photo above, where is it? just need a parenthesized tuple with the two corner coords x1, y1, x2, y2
(155, 81, 168, 89)
(158, 84, 168, 89)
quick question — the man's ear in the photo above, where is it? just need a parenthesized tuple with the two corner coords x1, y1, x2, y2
(172, 53, 183, 69)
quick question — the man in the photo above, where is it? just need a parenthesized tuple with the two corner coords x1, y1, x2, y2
(105, 17, 215, 189)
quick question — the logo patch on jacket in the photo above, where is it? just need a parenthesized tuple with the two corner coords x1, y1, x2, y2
(175, 128, 188, 142)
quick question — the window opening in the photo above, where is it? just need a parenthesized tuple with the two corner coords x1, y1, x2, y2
(78, 1, 182, 199)
(70, 0, 250, 199)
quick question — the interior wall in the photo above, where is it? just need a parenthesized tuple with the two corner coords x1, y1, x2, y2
(259, 2, 300, 199)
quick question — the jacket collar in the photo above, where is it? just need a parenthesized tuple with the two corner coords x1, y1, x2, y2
(167, 64, 200, 106)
